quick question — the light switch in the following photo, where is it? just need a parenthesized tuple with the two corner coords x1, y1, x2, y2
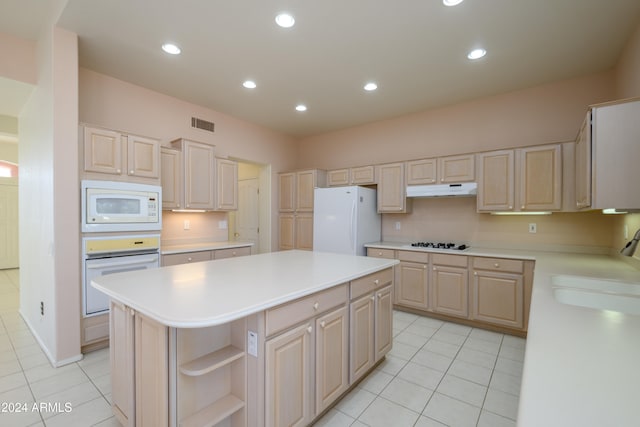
(529, 223, 537, 233)
(183, 220, 190, 230)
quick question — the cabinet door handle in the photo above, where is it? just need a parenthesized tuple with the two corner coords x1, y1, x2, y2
(307, 325, 313, 334)
(494, 263, 500, 268)
(370, 295, 376, 301)
(130, 170, 135, 174)
(433, 267, 437, 271)
(373, 279, 379, 285)
(378, 252, 383, 256)
(313, 302, 319, 310)
(320, 321, 326, 328)
(508, 205, 513, 209)
(116, 169, 121, 174)
(521, 205, 525, 209)
(187, 257, 193, 262)
(474, 272, 478, 276)
(377, 293, 383, 298)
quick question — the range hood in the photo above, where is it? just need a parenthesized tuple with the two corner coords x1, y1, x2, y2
(406, 182, 478, 198)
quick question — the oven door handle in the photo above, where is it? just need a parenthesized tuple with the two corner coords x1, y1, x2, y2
(86, 256, 159, 269)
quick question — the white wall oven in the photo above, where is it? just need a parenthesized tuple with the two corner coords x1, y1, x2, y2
(83, 235, 160, 317)
(81, 180, 161, 233)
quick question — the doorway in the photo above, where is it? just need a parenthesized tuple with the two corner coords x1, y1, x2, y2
(0, 161, 19, 269)
(228, 160, 271, 254)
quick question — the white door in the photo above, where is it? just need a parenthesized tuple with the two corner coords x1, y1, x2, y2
(234, 178, 260, 252)
(0, 179, 19, 269)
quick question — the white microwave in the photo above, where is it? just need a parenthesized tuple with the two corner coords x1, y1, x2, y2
(81, 180, 162, 232)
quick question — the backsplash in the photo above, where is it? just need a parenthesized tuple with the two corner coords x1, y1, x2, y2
(382, 197, 616, 252)
(161, 211, 230, 244)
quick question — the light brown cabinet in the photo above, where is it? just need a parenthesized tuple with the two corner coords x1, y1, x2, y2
(315, 306, 349, 414)
(349, 268, 393, 383)
(110, 301, 168, 427)
(167, 139, 216, 210)
(575, 117, 591, 209)
(471, 257, 529, 330)
(265, 284, 349, 426)
(517, 144, 562, 211)
(477, 150, 515, 211)
(406, 158, 437, 185)
(162, 246, 251, 267)
(215, 158, 239, 211)
(160, 147, 182, 209)
(327, 165, 376, 186)
(395, 251, 429, 309)
(576, 99, 640, 210)
(477, 144, 562, 212)
(278, 169, 326, 250)
(82, 125, 160, 182)
(439, 154, 475, 183)
(377, 162, 411, 213)
(430, 254, 469, 319)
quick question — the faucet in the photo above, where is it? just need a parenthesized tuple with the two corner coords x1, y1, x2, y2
(621, 228, 640, 256)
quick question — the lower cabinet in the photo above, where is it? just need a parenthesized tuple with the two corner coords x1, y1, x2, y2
(349, 268, 394, 383)
(430, 254, 469, 319)
(278, 213, 314, 251)
(395, 251, 429, 309)
(471, 257, 532, 330)
(264, 284, 350, 426)
(110, 301, 168, 427)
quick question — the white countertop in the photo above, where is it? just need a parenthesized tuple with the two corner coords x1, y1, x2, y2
(161, 240, 254, 255)
(91, 250, 398, 328)
(367, 241, 640, 426)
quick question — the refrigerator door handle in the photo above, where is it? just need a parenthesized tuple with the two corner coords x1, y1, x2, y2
(350, 199, 356, 252)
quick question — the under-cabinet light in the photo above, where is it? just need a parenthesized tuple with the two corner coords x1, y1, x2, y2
(602, 209, 628, 214)
(171, 209, 207, 213)
(490, 211, 552, 216)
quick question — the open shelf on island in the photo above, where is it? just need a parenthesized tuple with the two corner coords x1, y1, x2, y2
(180, 394, 245, 427)
(179, 345, 245, 377)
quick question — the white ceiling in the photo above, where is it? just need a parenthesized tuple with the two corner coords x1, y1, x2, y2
(2, 0, 640, 137)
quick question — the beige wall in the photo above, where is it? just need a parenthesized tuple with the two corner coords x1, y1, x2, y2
(0, 140, 18, 163)
(19, 26, 81, 366)
(0, 32, 36, 84)
(79, 69, 296, 251)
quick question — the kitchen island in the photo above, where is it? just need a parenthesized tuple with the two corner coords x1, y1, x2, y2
(91, 250, 398, 427)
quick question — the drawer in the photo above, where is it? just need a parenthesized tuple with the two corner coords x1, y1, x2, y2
(214, 246, 251, 259)
(431, 253, 468, 268)
(472, 257, 524, 274)
(162, 251, 212, 266)
(266, 284, 348, 336)
(350, 268, 393, 300)
(397, 250, 429, 263)
(367, 248, 395, 259)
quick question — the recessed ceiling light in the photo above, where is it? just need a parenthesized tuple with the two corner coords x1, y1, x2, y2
(467, 48, 487, 60)
(295, 104, 307, 112)
(243, 80, 257, 89)
(364, 82, 378, 91)
(443, 0, 464, 6)
(161, 43, 181, 55)
(275, 13, 295, 28)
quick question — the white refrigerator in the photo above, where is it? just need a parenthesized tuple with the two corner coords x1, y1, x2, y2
(313, 186, 381, 256)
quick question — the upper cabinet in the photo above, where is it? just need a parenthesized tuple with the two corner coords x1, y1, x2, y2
(406, 154, 475, 186)
(439, 154, 475, 183)
(517, 144, 562, 211)
(377, 162, 411, 213)
(162, 141, 238, 211)
(214, 158, 238, 211)
(577, 98, 640, 210)
(82, 125, 160, 183)
(278, 169, 326, 213)
(477, 144, 562, 212)
(327, 166, 376, 187)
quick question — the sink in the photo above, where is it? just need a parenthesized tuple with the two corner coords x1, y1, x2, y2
(551, 275, 640, 315)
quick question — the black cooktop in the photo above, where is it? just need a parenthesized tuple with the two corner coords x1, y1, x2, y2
(410, 242, 468, 251)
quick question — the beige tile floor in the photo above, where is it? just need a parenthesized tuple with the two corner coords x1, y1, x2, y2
(0, 269, 524, 426)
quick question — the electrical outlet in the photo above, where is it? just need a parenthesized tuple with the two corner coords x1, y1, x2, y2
(183, 220, 190, 230)
(40, 301, 44, 316)
(247, 331, 258, 357)
(529, 223, 537, 233)
(219, 220, 228, 230)
(395, 221, 401, 231)
(625, 224, 629, 239)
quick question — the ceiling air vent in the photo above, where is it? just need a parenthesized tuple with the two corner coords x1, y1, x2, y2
(191, 117, 215, 133)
